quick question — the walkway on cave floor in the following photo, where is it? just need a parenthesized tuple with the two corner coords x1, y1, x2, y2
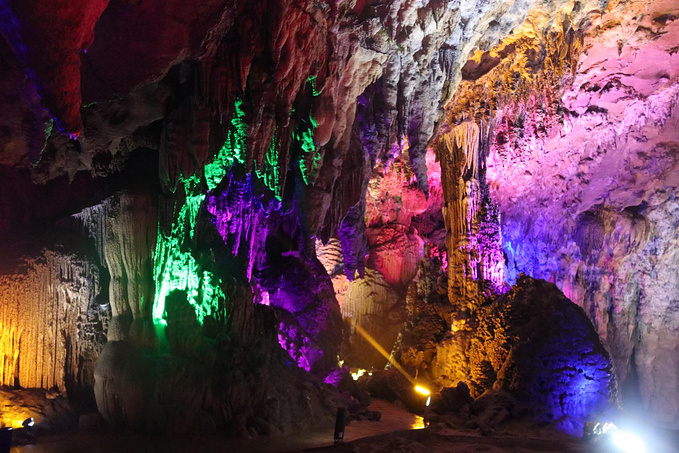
(10, 400, 423, 453)
(297, 428, 595, 453)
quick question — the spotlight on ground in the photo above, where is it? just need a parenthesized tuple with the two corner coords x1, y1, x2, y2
(351, 369, 366, 380)
(610, 429, 646, 453)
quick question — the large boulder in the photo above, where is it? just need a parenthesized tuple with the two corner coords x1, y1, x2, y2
(466, 276, 617, 434)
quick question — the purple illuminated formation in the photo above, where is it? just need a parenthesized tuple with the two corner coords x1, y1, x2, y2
(486, 277, 616, 435)
(206, 170, 342, 378)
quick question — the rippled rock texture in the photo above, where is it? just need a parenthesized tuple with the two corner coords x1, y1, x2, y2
(0, 239, 105, 393)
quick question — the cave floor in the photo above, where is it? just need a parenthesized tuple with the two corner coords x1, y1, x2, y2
(10, 399, 653, 453)
(10, 400, 422, 453)
(298, 427, 594, 453)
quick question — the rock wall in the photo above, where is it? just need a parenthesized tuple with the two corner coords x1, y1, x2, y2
(391, 269, 616, 435)
(446, 0, 679, 428)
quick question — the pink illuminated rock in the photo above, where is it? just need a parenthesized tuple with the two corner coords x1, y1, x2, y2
(447, 0, 679, 429)
(365, 157, 428, 287)
(324, 150, 446, 368)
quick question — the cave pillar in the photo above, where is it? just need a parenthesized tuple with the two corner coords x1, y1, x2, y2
(103, 192, 158, 350)
(104, 192, 157, 320)
(435, 121, 504, 310)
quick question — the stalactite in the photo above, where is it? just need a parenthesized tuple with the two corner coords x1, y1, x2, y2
(296, 77, 321, 185)
(205, 97, 247, 192)
(152, 178, 227, 324)
(71, 201, 111, 267)
(159, 67, 218, 196)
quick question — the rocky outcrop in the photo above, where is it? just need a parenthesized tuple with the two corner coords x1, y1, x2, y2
(0, 388, 76, 432)
(258, 227, 344, 377)
(467, 277, 615, 434)
(94, 280, 343, 435)
(393, 275, 616, 435)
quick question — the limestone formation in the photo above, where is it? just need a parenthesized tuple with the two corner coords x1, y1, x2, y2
(0, 0, 677, 439)
(447, 0, 679, 428)
(0, 242, 104, 392)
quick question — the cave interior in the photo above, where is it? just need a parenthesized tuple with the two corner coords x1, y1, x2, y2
(1, 0, 679, 451)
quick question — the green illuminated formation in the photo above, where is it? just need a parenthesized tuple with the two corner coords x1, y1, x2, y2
(255, 128, 283, 200)
(295, 115, 320, 185)
(308, 76, 320, 97)
(152, 179, 227, 324)
(153, 216, 226, 325)
(153, 90, 321, 324)
(295, 78, 320, 185)
(205, 98, 247, 191)
(39, 119, 54, 156)
(153, 100, 250, 324)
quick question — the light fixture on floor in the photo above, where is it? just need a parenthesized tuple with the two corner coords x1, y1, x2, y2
(610, 429, 646, 453)
(414, 385, 430, 396)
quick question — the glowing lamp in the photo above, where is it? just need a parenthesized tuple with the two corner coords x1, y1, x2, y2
(351, 369, 366, 380)
(22, 418, 34, 428)
(414, 385, 430, 396)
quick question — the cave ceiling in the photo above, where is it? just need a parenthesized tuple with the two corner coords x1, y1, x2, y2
(0, 0, 598, 238)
